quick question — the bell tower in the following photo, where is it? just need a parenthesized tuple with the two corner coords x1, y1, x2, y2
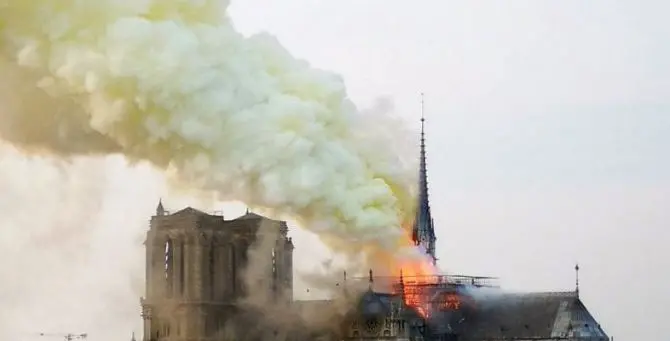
(141, 204, 294, 341)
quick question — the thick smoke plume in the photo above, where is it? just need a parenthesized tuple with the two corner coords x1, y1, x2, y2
(0, 0, 419, 266)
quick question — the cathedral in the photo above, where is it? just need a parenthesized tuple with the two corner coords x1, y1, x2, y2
(139, 116, 611, 341)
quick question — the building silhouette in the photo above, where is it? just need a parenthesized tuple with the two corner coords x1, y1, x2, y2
(139, 103, 610, 341)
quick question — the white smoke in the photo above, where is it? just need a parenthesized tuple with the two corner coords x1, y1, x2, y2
(0, 0, 418, 264)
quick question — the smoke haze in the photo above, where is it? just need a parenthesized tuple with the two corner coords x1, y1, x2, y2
(0, 0, 422, 339)
(0, 150, 139, 339)
(238, 219, 375, 341)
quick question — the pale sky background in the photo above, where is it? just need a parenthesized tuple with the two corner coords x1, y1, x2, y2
(0, 1, 668, 341)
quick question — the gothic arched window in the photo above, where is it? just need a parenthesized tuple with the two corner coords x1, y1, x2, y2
(164, 239, 172, 279)
(164, 238, 173, 296)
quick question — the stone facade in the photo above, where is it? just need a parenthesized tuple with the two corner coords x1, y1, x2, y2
(141, 204, 293, 341)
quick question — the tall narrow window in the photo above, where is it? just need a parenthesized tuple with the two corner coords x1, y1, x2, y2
(271, 248, 277, 294)
(164, 239, 171, 279)
(209, 241, 215, 299)
(272, 248, 277, 276)
(179, 240, 185, 295)
(164, 239, 173, 296)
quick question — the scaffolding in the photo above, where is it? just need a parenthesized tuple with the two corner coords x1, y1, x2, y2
(396, 274, 500, 288)
(342, 273, 498, 295)
(339, 272, 498, 316)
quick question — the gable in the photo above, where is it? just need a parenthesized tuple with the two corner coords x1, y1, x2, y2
(358, 290, 393, 317)
(566, 299, 609, 339)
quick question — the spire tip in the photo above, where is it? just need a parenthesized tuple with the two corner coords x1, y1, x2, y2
(575, 263, 580, 297)
(156, 198, 165, 216)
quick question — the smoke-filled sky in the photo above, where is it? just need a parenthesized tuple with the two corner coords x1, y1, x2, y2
(232, 1, 668, 340)
(0, 1, 667, 341)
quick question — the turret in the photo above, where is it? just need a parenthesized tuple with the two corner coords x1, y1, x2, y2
(156, 198, 165, 216)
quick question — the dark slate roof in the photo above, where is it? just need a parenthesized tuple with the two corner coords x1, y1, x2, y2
(292, 288, 608, 340)
(462, 291, 578, 340)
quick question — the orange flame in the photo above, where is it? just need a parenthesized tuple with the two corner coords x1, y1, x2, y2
(387, 227, 439, 318)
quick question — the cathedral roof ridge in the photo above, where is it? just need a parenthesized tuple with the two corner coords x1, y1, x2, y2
(503, 290, 578, 298)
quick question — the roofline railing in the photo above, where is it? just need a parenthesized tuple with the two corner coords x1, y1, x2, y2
(343, 273, 500, 291)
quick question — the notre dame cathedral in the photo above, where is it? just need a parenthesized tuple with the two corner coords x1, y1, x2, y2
(140, 118, 611, 341)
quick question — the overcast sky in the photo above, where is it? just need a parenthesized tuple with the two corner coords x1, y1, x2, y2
(236, 1, 669, 340)
(1, 1, 668, 341)
(230, 1, 668, 339)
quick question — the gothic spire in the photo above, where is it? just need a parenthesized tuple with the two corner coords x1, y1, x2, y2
(419, 93, 428, 212)
(156, 198, 165, 216)
(413, 93, 437, 264)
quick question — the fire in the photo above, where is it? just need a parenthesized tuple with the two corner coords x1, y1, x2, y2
(442, 293, 461, 310)
(390, 232, 439, 318)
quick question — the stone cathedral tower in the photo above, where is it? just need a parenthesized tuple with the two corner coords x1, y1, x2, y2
(141, 203, 294, 341)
